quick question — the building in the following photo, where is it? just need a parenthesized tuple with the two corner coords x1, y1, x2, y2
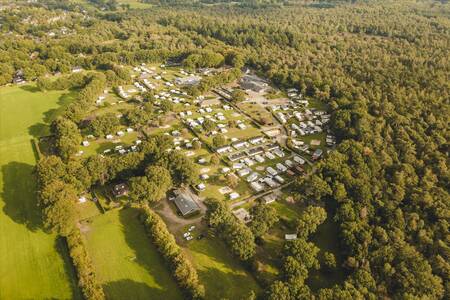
(250, 181, 264, 192)
(232, 208, 251, 223)
(112, 183, 129, 198)
(262, 193, 277, 204)
(172, 189, 201, 217)
(175, 75, 201, 86)
(238, 168, 251, 177)
(229, 192, 240, 200)
(285, 234, 298, 241)
(266, 166, 278, 176)
(216, 145, 232, 154)
(240, 74, 269, 93)
(312, 148, 323, 160)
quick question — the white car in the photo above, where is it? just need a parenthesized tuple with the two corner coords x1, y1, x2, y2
(186, 236, 193, 241)
(188, 226, 196, 232)
(183, 232, 190, 238)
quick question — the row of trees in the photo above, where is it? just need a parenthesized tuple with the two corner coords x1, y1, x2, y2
(36, 155, 105, 299)
(204, 198, 256, 261)
(140, 205, 205, 299)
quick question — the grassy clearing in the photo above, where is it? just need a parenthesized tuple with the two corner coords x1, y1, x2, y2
(83, 208, 183, 300)
(0, 84, 80, 299)
(186, 236, 262, 299)
(307, 202, 346, 290)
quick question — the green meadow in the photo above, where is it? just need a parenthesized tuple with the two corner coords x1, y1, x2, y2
(0, 84, 80, 299)
(187, 237, 262, 299)
(83, 208, 183, 300)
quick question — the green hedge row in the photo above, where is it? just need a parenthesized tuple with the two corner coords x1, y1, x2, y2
(66, 229, 106, 300)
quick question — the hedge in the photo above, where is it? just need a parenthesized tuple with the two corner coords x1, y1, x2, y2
(66, 229, 105, 300)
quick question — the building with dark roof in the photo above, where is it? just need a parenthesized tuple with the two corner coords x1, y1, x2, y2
(172, 189, 201, 217)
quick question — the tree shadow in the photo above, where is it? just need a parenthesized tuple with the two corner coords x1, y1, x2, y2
(19, 85, 40, 93)
(189, 238, 261, 299)
(1, 161, 43, 231)
(27, 90, 78, 139)
(197, 265, 260, 299)
(54, 237, 84, 300)
(118, 208, 184, 300)
(103, 279, 171, 300)
(28, 123, 50, 139)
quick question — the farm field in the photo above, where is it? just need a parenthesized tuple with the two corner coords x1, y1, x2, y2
(186, 236, 262, 299)
(0, 84, 80, 299)
(82, 208, 184, 300)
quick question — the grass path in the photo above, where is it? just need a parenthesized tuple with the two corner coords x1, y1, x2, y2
(83, 208, 184, 300)
(0, 84, 80, 299)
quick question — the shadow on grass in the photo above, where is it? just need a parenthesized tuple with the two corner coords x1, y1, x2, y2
(55, 237, 83, 300)
(1, 161, 42, 231)
(118, 208, 183, 300)
(189, 238, 261, 299)
(19, 85, 40, 93)
(103, 279, 171, 300)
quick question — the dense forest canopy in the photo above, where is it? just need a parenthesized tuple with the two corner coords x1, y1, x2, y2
(0, 0, 449, 299)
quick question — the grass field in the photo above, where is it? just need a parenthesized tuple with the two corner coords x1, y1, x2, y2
(0, 84, 80, 299)
(83, 208, 184, 300)
(186, 237, 262, 299)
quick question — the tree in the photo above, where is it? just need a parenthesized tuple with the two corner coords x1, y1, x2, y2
(145, 165, 172, 201)
(39, 181, 79, 237)
(224, 221, 256, 261)
(266, 281, 292, 300)
(129, 176, 153, 203)
(296, 206, 327, 238)
(192, 140, 202, 150)
(89, 113, 120, 136)
(210, 154, 220, 165)
(231, 89, 246, 103)
(203, 119, 216, 132)
(249, 202, 279, 238)
(160, 99, 173, 112)
(212, 134, 227, 147)
(226, 174, 239, 188)
(51, 117, 82, 160)
(43, 196, 78, 237)
(285, 239, 320, 270)
(322, 252, 337, 270)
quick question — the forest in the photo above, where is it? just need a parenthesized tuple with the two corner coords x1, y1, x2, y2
(0, 0, 448, 299)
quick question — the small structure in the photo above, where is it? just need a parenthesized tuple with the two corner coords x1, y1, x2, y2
(232, 208, 251, 223)
(285, 234, 298, 241)
(229, 192, 240, 200)
(312, 148, 323, 160)
(112, 183, 129, 198)
(250, 181, 264, 192)
(172, 189, 201, 217)
(262, 193, 277, 204)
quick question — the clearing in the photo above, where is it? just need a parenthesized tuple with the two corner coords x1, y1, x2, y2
(82, 208, 184, 300)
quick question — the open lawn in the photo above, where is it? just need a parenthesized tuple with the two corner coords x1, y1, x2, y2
(0, 84, 80, 299)
(186, 236, 262, 299)
(83, 208, 183, 300)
